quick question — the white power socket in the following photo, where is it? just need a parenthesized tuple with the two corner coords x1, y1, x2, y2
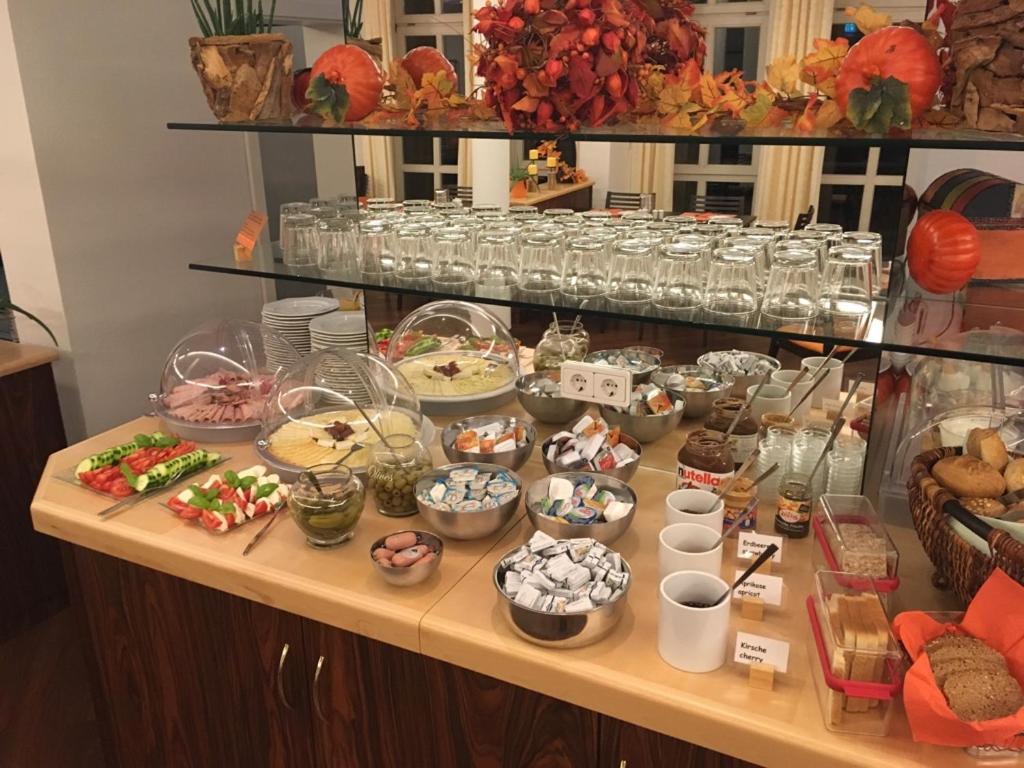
(558, 361, 633, 409)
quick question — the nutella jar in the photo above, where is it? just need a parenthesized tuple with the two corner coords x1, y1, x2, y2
(705, 397, 757, 466)
(722, 477, 757, 535)
(774, 472, 812, 538)
(677, 429, 734, 492)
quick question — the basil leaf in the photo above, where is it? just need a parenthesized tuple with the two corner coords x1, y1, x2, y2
(134, 433, 153, 448)
(119, 462, 138, 485)
(224, 470, 239, 487)
(255, 482, 279, 499)
(240, 476, 258, 490)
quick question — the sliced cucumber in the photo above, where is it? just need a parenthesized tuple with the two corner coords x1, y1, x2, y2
(134, 450, 220, 493)
(75, 432, 172, 475)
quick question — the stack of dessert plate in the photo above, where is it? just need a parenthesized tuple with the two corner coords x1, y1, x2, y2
(309, 311, 369, 353)
(261, 296, 339, 368)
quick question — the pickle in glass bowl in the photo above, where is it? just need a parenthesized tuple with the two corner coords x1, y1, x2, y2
(289, 465, 365, 548)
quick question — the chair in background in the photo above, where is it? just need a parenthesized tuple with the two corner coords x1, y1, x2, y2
(691, 195, 744, 215)
(605, 191, 645, 210)
(793, 205, 815, 230)
(455, 186, 473, 206)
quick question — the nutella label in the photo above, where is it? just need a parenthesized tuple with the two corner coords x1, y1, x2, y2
(677, 462, 734, 492)
(730, 433, 758, 463)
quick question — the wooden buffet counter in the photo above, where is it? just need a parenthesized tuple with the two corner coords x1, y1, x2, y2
(32, 402, 972, 768)
(512, 179, 594, 211)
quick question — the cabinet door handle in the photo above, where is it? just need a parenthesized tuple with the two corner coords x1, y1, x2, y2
(276, 643, 294, 711)
(313, 655, 329, 723)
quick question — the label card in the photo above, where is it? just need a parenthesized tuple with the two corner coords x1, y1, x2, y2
(734, 632, 790, 674)
(234, 210, 268, 261)
(733, 569, 784, 606)
(738, 532, 783, 564)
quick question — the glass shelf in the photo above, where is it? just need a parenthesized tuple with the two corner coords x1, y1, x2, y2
(189, 249, 1024, 367)
(168, 115, 1024, 150)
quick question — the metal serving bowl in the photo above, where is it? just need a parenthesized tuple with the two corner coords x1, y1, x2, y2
(369, 530, 443, 587)
(414, 462, 522, 540)
(650, 366, 735, 419)
(541, 432, 642, 483)
(492, 545, 631, 648)
(599, 400, 685, 444)
(696, 350, 781, 393)
(515, 372, 589, 425)
(584, 349, 660, 383)
(441, 415, 536, 471)
(525, 472, 636, 545)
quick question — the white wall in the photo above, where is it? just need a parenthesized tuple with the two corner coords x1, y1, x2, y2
(906, 149, 1024, 199)
(3, 0, 263, 439)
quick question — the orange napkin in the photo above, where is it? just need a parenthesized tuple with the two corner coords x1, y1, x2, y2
(893, 569, 1024, 748)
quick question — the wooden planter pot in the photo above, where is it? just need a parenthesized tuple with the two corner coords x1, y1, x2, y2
(189, 33, 294, 123)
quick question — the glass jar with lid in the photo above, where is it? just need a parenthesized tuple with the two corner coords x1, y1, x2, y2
(534, 332, 581, 372)
(367, 434, 433, 516)
(705, 397, 758, 466)
(774, 472, 812, 538)
(677, 428, 734, 492)
(289, 464, 366, 548)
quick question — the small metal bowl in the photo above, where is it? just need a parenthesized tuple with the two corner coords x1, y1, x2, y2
(414, 462, 521, 540)
(515, 372, 588, 425)
(441, 415, 536, 471)
(541, 432, 642, 483)
(493, 544, 631, 648)
(599, 400, 685, 444)
(697, 350, 781, 393)
(525, 472, 636, 545)
(651, 366, 735, 419)
(584, 349, 660, 383)
(370, 530, 443, 587)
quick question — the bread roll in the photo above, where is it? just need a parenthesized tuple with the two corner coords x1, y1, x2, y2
(966, 428, 1010, 472)
(933, 456, 1006, 498)
(1006, 458, 1024, 495)
(960, 497, 1007, 518)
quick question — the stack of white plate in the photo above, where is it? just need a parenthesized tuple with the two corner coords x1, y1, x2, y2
(261, 296, 339, 368)
(309, 311, 369, 353)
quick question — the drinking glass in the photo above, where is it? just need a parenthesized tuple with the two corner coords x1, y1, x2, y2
(757, 427, 794, 499)
(606, 238, 655, 304)
(752, 219, 790, 235)
(789, 426, 830, 498)
(819, 245, 873, 316)
(471, 203, 502, 215)
(518, 231, 562, 292)
(395, 223, 431, 280)
(543, 208, 574, 217)
(842, 231, 883, 295)
(665, 214, 698, 228)
(477, 231, 519, 287)
(580, 210, 612, 222)
(357, 218, 397, 275)
(401, 198, 432, 212)
(806, 222, 844, 248)
(784, 230, 829, 272)
(703, 248, 759, 315)
(317, 216, 357, 270)
(708, 215, 744, 231)
(825, 436, 867, 495)
(761, 249, 819, 320)
(279, 202, 311, 244)
(560, 236, 608, 298)
(335, 194, 359, 212)
(282, 213, 317, 267)
(723, 235, 770, 289)
(365, 197, 395, 207)
(653, 242, 705, 310)
(643, 221, 679, 244)
(430, 227, 475, 285)
(508, 204, 539, 217)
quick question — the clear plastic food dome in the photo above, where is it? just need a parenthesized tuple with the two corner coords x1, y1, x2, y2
(153, 319, 300, 442)
(384, 300, 519, 414)
(256, 349, 429, 479)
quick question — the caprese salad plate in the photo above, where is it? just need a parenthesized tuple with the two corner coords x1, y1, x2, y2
(164, 465, 289, 534)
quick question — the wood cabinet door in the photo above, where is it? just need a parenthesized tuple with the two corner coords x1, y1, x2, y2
(303, 620, 441, 768)
(599, 716, 761, 768)
(423, 657, 600, 768)
(67, 546, 316, 768)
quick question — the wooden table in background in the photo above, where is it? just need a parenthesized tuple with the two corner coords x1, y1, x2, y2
(512, 179, 594, 212)
(0, 341, 66, 640)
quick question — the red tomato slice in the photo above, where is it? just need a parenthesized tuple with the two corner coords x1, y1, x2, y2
(200, 510, 226, 531)
(109, 479, 134, 497)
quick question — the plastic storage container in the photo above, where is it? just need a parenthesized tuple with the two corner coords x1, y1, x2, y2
(384, 300, 519, 415)
(152, 319, 300, 442)
(256, 349, 431, 481)
(806, 571, 904, 736)
(812, 495, 900, 599)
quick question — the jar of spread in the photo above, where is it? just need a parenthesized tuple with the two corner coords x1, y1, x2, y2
(677, 429, 734, 492)
(722, 477, 757, 535)
(705, 397, 757, 466)
(759, 412, 797, 439)
(774, 472, 811, 538)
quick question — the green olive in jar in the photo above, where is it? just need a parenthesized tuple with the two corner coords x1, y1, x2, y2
(368, 436, 433, 517)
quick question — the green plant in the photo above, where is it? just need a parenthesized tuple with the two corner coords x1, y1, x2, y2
(190, 0, 277, 36)
(343, 0, 364, 40)
(0, 299, 57, 345)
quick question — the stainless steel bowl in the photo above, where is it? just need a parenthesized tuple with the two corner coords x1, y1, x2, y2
(515, 372, 588, 424)
(492, 545, 631, 648)
(697, 350, 781, 393)
(540, 432, 642, 483)
(650, 366, 735, 419)
(599, 401, 685, 444)
(525, 472, 636, 545)
(370, 530, 443, 587)
(441, 415, 536, 471)
(414, 462, 521, 540)
(584, 349, 660, 383)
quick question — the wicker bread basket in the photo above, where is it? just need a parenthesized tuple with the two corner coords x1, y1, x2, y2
(908, 446, 1024, 602)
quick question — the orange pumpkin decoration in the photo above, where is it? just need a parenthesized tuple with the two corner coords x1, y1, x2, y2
(836, 27, 941, 129)
(307, 44, 384, 122)
(907, 210, 980, 294)
(401, 47, 458, 89)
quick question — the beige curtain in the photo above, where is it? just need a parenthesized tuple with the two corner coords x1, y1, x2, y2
(458, 0, 476, 186)
(753, 0, 835, 224)
(628, 143, 674, 212)
(357, 0, 396, 199)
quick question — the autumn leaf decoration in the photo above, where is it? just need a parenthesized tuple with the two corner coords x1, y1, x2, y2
(846, 76, 913, 132)
(844, 3, 891, 35)
(382, 60, 478, 126)
(799, 38, 849, 98)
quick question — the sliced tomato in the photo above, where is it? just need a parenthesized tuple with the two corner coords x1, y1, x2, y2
(109, 478, 134, 497)
(200, 510, 226, 531)
(217, 485, 235, 500)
